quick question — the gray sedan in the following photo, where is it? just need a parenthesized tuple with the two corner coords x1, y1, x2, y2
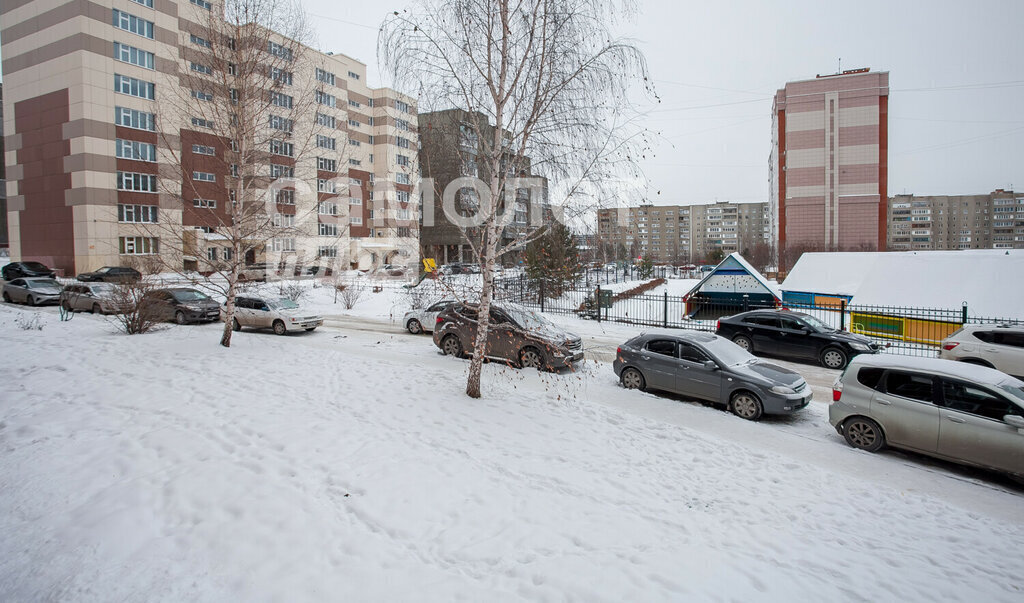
(60, 282, 121, 314)
(613, 331, 812, 420)
(2, 277, 64, 306)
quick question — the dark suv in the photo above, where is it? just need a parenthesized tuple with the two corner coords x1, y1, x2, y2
(716, 309, 881, 369)
(433, 302, 583, 370)
(146, 288, 222, 324)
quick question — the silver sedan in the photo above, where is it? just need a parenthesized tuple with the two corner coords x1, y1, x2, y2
(2, 277, 64, 306)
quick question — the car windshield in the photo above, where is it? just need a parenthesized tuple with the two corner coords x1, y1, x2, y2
(23, 262, 48, 271)
(268, 299, 300, 310)
(95, 267, 112, 273)
(26, 279, 60, 289)
(704, 337, 757, 366)
(798, 314, 835, 332)
(504, 306, 556, 331)
(998, 381, 1024, 403)
(172, 290, 210, 302)
(91, 283, 115, 296)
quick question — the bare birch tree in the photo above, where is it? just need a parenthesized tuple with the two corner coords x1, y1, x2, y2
(136, 0, 351, 347)
(381, 0, 654, 397)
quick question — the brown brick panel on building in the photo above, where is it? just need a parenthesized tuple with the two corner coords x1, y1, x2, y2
(348, 168, 371, 237)
(180, 129, 229, 227)
(14, 89, 75, 273)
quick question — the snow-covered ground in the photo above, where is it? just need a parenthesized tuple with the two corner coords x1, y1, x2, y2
(2, 300, 1023, 601)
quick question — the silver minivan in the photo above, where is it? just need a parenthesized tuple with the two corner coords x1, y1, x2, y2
(830, 355, 1024, 478)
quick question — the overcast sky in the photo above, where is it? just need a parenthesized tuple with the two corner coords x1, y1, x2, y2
(298, 0, 1023, 206)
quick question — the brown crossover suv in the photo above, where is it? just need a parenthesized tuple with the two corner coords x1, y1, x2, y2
(433, 302, 584, 370)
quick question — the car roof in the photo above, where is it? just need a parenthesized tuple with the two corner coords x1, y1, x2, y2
(957, 323, 1024, 333)
(24, 276, 58, 281)
(849, 354, 1021, 385)
(637, 331, 719, 344)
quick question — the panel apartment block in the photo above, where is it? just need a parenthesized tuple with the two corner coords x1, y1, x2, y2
(888, 189, 1024, 250)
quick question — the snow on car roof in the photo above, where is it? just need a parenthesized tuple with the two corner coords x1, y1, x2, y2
(850, 353, 1021, 385)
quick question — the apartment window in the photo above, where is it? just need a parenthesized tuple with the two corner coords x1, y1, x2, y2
(317, 179, 336, 193)
(396, 154, 410, 167)
(116, 139, 156, 162)
(206, 247, 218, 262)
(316, 68, 336, 85)
(118, 204, 158, 223)
(348, 99, 361, 108)
(113, 42, 154, 69)
(397, 209, 410, 220)
(317, 157, 337, 172)
(318, 246, 338, 258)
(273, 213, 295, 227)
(230, 164, 239, 177)
(394, 100, 410, 113)
(117, 171, 157, 192)
(269, 67, 293, 85)
(349, 138, 361, 147)
(368, 117, 374, 126)
(191, 117, 213, 128)
(190, 0, 212, 9)
(350, 216, 363, 225)
(193, 198, 216, 208)
(271, 238, 296, 252)
(319, 223, 338, 237)
(269, 114, 294, 133)
(350, 197, 362, 205)
(348, 158, 361, 166)
(319, 201, 338, 215)
(316, 112, 336, 128)
(114, 74, 155, 100)
(396, 173, 410, 185)
(395, 118, 410, 131)
(270, 91, 293, 109)
(228, 63, 236, 75)
(275, 189, 295, 205)
(315, 90, 336, 108)
(193, 171, 215, 182)
(348, 119, 360, 127)
(190, 62, 213, 75)
(189, 34, 211, 48)
(267, 41, 293, 61)
(396, 137, 410, 149)
(191, 89, 213, 101)
(112, 9, 154, 39)
(223, 248, 234, 261)
(397, 191, 409, 203)
(120, 236, 159, 255)
(347, 71, 360, 80)
(130, 0, 153, 7)
(192, 144, 215, 156)
(269, 164, 294, 178)
(269, 139, 294, 157)
(115, 107, 156, 131)
(350, 178, 362, 186)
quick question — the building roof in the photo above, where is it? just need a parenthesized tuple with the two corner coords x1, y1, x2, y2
(683, 253, 780, 300)
(782, 250, 1024, 319)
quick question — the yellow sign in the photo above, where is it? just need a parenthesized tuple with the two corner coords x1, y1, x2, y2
(423, 258, 437, 273)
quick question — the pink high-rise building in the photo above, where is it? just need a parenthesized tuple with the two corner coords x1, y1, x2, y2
(769, 69, 889, 268)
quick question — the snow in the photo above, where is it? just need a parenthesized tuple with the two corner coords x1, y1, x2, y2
(2, 302, 1024, 600)
(782, 250, 1023, 319)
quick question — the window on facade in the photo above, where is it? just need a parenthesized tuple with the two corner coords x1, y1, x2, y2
(269, 164, 294, 178)
(396, 137, 410, 149)
(192, 171, 215, 182)
(348, 158, 361, 166)
(192, 144, 215, 156)
(397, 191, 409, 203)
(395, 118, 410, 131)
(269, 115, 294, 133)
(272, 238, 296, 252)
(318, 246, 338, 258)
(191, 116, 213, 128)
(190, 33, 211, 48)
(190, 62, 213, 75)
(190, 0, 212, 9)
(130, 0, 154, 7)
(319, 202, 338, 215)
(317, 179, 336, 193)
(270, 91, 293, 109)
(118, 204, 159, 223)
(350, 216, 363, 225)
(207, 247, 219, 262)
(316, 68, 336, 85)
(193, 198, 216, 208)
(273, 213, 295, 227)
(120, 236, 159, 255)
(316, 135, 336, 150)
(319, 223, 338, 237)
(114, 74, 155, 99)
(267, 41, 293, 61)
(316, 112, 336, 128)
(115, 107, 156, 131)
(275, 189, 295, 205)
(350, 197, 362, 205)
(396, 154, 410, 167)
(349, 138, 361, 147)
(395, 100, 410, 113)
(116, 139, 157, 162)
(347, 71, 360, 80)
(117, 171, 157, 192)
(191, 89, 213, 102)
(269, 67, 293, 85)
(317, 157, 337, 172)
(316, 90, 336, 107)
(112, 9, 154, 39)
(396, 173, 410, 185)
(269, 139, 294, 157)
(114, 42, 154, 69)
(348, 119, 360, 127)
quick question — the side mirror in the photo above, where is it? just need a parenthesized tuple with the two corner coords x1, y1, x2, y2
(1004, 414, 1024, 432)
(703, 360, 718, 371)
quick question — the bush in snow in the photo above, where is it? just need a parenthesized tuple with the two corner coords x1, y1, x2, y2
(14, 312, 45, 331)
(278, 281, 308, 303)
(106, 281, 164, 335)
(336, 280, 365, 309)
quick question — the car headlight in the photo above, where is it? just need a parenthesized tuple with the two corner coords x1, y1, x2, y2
(770, 385, 796, 395)
(184, 304, 202, 311)
(849, 342, 870, 351)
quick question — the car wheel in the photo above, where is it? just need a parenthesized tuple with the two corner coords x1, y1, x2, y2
(730, 391, 764, 421)
(26, 295, 36, 306)
(732, 334, 753, 352)
(820, 347, 848, 370)
(843, 417, 886, 452)
(620, 367, 646, 390)
(175, 310, 187, 325)
(92, 304, 102, 314)
(519, 347, 544, 370)
(1, 292, 10, 303)
(407, 319, 423, 334)
(273, 320, 287, 336)
(232, 318, 242, 332)
(441, 334, 463, 357)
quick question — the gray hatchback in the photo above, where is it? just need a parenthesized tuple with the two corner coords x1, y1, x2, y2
(614, 331, 812, 420)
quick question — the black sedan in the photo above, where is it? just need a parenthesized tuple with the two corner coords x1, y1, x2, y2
(145, 288, 222, 324)
(715, 309, 880, 370)
(614, 331, 811, 420)
(2, 261, 56, 280)
(77, 266, 142, 283)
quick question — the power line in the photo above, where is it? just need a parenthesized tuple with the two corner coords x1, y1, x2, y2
(892, 125, 1024, 156)
(893, 80, 1024, 92)
(308, 12, 379, 31)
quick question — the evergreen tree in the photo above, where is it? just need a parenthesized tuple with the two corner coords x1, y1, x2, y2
(525, 223, 580, 298)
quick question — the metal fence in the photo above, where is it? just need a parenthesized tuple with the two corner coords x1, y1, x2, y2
(493, 276, 1021, 358)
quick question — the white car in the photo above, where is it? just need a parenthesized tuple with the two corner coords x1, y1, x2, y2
(229, 296, 323, 335)
(403, 299, 456, 334)
(940, 324, 1024, 379)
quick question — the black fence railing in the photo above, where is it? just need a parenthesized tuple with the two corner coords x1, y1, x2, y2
(493, 276, 1021, 358)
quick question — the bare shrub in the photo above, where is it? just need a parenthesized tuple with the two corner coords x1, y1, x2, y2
(106, 281, 164, 335)
(278, 281, 308, 303)
(337, 280, 365, 310)
(15, 313, 45, 331)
